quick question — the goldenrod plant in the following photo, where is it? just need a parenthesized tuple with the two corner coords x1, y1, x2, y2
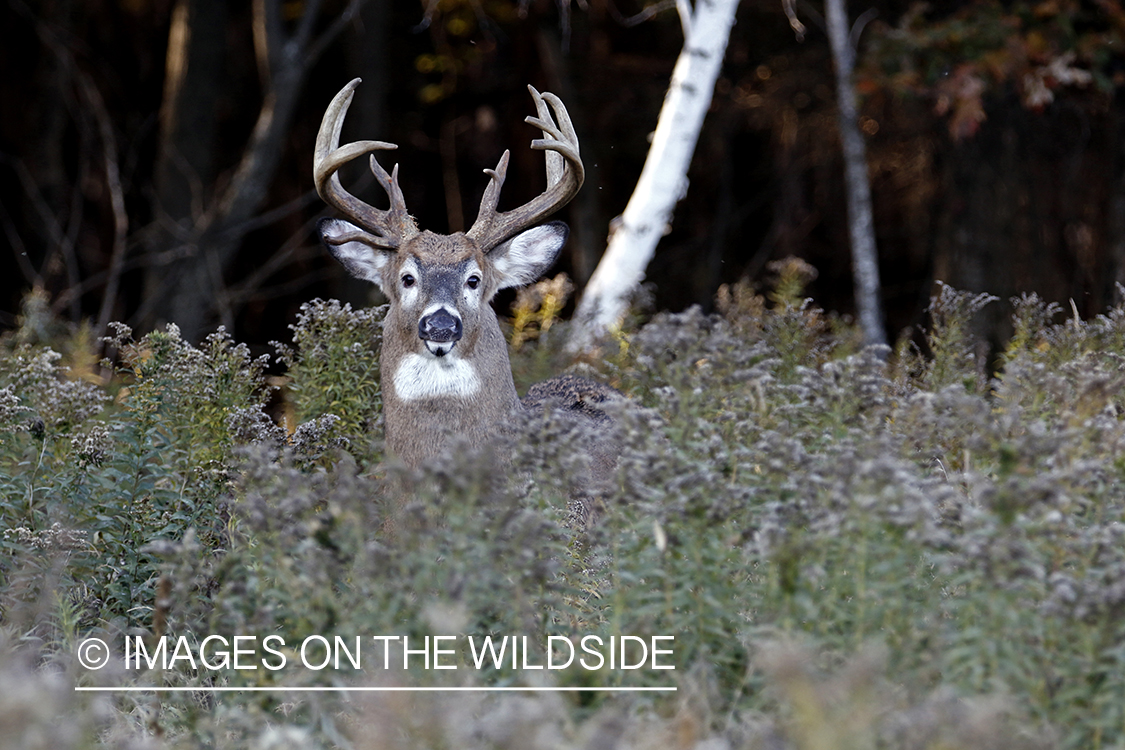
(2, 275, 1124, 748)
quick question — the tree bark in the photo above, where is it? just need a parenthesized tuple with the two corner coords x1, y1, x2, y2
(824, 0, 886, 346)
(142, 0, 228, 338)
(152, 0, 227, 230)
(141, 0, 367, 341)
(567, 0, 740, 354)
(162, 64, 308, 337)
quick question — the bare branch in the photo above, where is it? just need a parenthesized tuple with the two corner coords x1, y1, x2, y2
(292, 0, 325, 54)
(214, 189, 321, 243)
(0, 197, 39, 285)
(233, 266, 337, 303)
(74, 73, 130, 340)
(795, 0, 826, 34)
(607, 0, 677, 28)
(782, 0, 806, 41)
(226, 217, 325, 305)
(0, 155, 66, 274)
(65, 229, 203, 310)
(252, 0, 284, 84)
(205, 239, 235, 332)
(416, 0, 441, 31)
(850, 7, 878, 51)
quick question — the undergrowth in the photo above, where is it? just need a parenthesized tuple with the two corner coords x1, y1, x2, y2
(1, 274, 1124, 748)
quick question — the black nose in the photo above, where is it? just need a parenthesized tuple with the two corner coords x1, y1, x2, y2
(419, 310, 463, 342)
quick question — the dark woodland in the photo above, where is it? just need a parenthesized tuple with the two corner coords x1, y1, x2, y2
(2, 0, 1124, 351)
(12, 3, 1125, 745)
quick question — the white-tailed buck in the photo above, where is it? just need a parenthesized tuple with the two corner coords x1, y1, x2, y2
(314, 79, 618, 496)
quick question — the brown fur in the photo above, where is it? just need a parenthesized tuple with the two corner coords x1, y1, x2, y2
(314, 81, 612, 516)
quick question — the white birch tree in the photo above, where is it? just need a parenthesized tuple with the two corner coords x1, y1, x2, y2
(824, 0, 887, 346)
(567, 0, 741, 354)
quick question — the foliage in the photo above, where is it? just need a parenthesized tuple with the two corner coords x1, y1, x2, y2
(508, 273, 581, 392)
(273, 298, 385, 445)
(858, 1, 1116, 139)
(7, 278, 1125, 748)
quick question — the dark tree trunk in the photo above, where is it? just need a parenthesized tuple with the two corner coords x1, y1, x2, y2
(1109, 106, 1125, 302)
(334, 0, 391, 308)
(139, 0, 371, 341)
(152, 0, 227, 230)
(143, 0, 229, 337)
(157, 64, 308, 340)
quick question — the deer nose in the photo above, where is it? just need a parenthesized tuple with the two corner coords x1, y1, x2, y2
(419, 309, 463, 343)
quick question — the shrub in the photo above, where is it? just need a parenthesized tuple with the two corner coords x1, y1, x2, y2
(3, 279, 1125, 748)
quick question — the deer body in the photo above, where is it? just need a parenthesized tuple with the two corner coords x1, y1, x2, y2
(314, 79, 616, 478)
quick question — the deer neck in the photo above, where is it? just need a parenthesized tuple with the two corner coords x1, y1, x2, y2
(380, 305, 521, 468)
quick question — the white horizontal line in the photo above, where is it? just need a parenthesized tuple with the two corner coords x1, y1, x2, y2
(74, 686, 677, 693)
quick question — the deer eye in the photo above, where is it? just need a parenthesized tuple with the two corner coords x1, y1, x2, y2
(466, 274, 481, 290)
(402, 274, 415, 288)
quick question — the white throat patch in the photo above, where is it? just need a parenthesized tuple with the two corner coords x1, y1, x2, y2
(393, 353, 480, 401)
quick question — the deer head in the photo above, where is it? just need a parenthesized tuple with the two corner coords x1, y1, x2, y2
(313, 79, 584, 467)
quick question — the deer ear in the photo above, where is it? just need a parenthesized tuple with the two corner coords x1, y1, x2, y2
(490, 221, 567, 290)
(319, 218, 394, 289)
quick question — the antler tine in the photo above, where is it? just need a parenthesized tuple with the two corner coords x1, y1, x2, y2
(368, 157, 415, 237)
(475, 150, 511, 227)
(526, 89, 582, 188)
(314, 78, 418, 249)
(466, 85, 585, 251)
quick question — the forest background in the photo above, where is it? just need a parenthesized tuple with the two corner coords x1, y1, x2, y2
(9, 2, 1125, 747)
(3, 0, 1123, 350)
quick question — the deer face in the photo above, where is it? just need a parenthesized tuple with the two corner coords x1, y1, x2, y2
(320, 218, 567, 356)
(313, 79, 581, 406)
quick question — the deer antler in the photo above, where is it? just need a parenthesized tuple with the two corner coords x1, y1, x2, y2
(314, 78, 418, 250)
(466, 86, 585, 252)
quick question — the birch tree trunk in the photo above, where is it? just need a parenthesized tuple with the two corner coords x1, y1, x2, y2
(824, 0, 887, 346)
(567, 0, 740, 354)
